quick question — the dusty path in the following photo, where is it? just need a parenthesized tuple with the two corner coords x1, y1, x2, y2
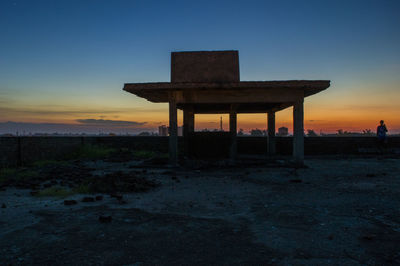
(1, 157, 400, 265)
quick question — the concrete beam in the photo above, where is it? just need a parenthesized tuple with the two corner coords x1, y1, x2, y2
(229, 106, 237, 161)
(293, 99, 304, 165)
(177, 89, 304, 104)
(268, 111, 276, 155)
(169, 92, 178, 166)
(177, 102, 293, 114)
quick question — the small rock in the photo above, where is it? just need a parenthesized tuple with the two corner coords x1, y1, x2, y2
(110, 194, 123, 200)
(99, 215, 112, 223)
(1, 203, 6, 208)
(328, 234, 334, 240)
(30, 191, 39, 196)
(81, 197, 95, 202)
(161, 170, 173, 175)
(43, 183, 52, 188)
(64, 200, 77, 206)
(95, 195, 103, 201)
(362, 235, 374, 241)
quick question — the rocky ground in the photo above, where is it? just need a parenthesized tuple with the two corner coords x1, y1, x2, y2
(1, 155, 400, 265)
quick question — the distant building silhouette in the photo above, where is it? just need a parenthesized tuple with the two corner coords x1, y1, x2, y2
(306, 129, 318, 137)
(278, 127, 288, 136)
(159, 125, 168, 136)
(250, 129, 265, 136)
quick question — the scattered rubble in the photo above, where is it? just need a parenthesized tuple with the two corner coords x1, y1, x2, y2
(99, 215, 112, 223)
(88, 171, 159, 194)
(64, 200, 78, 206)
(81, 197, 95, 202)
(30, 191, 39, 196)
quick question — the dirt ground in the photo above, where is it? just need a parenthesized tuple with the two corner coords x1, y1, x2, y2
(1, 156, 400, 265)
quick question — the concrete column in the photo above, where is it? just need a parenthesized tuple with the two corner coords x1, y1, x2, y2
(293, 99, 304, 165)
(169, 92, 178, 166)
(183, 107, 194, 157)
(268, 111, 276, 155)
(229, 107, 237, 161)
(183, 107, 194, 135)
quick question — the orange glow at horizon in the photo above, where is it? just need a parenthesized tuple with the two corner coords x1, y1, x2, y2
(1, 85, 399, 134)
(1, 104, 399, 134)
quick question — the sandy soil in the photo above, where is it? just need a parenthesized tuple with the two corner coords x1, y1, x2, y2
(1, 156, 400, 265)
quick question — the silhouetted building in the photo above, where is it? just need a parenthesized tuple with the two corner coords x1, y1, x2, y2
(278, 127, 288, 136)
(250, 129, 265, 136)
(178, 126, 183, 136)
(159, 125, 168, 136)
(124, 50, 330, 165)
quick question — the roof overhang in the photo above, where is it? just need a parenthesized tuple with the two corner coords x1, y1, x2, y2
(123, 80, 330, 104)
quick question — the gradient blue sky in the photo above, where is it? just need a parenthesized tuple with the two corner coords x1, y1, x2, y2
(1, 0, 399, 134)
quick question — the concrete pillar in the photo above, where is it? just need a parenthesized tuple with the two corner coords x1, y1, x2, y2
(169, 92, 178, 166)
(183, 107, 194, 157)
(229, 107, 237, 160)
(183, 107, 194, 135)
(293, 99, 304, 165)
(268, 111, 276, 155)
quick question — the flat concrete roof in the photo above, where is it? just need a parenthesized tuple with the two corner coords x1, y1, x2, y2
(123, 80, 330, 103)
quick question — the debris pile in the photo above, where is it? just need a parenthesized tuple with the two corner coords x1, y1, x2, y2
(88, 171, 159, 193)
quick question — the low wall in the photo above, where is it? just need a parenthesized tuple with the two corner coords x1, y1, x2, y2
(0, 136, 399, 167)
(238, 136, 400, 155)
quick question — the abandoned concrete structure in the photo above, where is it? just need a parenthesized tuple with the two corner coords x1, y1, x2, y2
(124, 51, 330, 165)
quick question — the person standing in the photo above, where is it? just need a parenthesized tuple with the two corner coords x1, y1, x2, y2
(377, 120, 388, 146)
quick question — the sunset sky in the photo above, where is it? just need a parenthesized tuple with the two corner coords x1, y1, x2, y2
(1, 0, 399, 134)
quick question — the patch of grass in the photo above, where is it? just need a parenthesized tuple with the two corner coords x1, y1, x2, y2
(74, 145, 116, 160)
(35, 184, 92, 198)
(73, 184, 91, 194)
(158, 153, 169, 159)
(0, 167, 39, 183)
(16, 170, 39, 181)
(36, 186, 74, 197)
(0, 168, 17, 178)
(31, 159, 70, 168)
(133, 150, 156, 159)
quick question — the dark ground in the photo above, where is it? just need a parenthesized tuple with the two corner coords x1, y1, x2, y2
(1, 156, 400, 265)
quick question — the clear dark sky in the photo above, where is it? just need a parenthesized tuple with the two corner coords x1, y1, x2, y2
(1, 0, 399, 134)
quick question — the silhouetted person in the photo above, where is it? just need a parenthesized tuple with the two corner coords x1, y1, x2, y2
(377, 120, 388, 148)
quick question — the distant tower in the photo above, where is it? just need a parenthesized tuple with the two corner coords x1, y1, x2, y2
(220, 116, 223, 131)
